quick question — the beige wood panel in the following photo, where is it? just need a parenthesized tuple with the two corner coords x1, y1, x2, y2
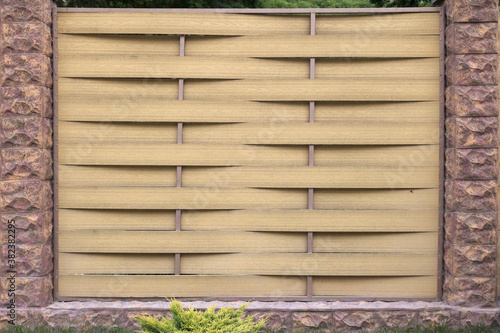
(314, 232, 438, 254)
(186, 35, 439, 58)
(58, 13, 310, 35)
(315, 58, 439, 80)
(59, 187, 308, 210)
(59, 209, 176, 231)
(313, 276, 437, 297)
(59, 253, 175, 274)
(59, 143, 309, 166)
(60, 55, 310, 79)
(59, 100, 309, 123)
(59, 230, 307, 253)
(181, 166, 438, 189)
(180, 253, 437, 276)
(182, 122, 439, 145)
(59, 121, 177, 145)
(58, 34, 180, 56)
(316, 13, 439, 35)
(315, 145, 439, 167)
(58, 78, 178, 113)
(315, 189, 439, 210)
(59, 166, 177, 187)
(315, 102, 439, 122)
(184, 79, 439, 102)
(181, 209, 438, 232)
(58, 275, 307, 297)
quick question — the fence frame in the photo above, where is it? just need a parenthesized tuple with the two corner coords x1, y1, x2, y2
(52, 6, 445, 302)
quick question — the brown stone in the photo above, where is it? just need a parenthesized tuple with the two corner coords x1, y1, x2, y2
(0, 275, 52, 307)
(332, 311, 379, 331)
(0, 211, 52, 245)
(446, 117, 498, 148)
(445, 179, 497, 211)
(446, 86, 498, 117)
(2, 23, 52, 55)
(0, 86, 52, 118)
(1, 0, 53, 24)
(0, 244, 52, 277)
(0, 54, 52, 87)
(446, 23, 498, 54)
(446, 54, 498, 86)
(376, 311, 418, 330)
(292, 312, 331, 332)
(1, 117, 52, 148)
(445, 212, 497, 245)
(0, 180, 52, 212)
(445, 243, 496, 276)
(1, 148, 52, 180)
(245, 311, 291, 332)
(446, 148, 498, 180)
(443, 274, 496, 307)
(446, 0, 499, 23)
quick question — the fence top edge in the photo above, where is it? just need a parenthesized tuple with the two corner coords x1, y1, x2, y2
(56, 7, 441, 14)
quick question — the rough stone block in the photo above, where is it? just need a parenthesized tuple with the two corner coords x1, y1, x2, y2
(446, 86, 498, 117)
(443, 274, 496, 308)
(292, 312, 332, 332)
(2, 23, 52, 56)
(0, 244, 52, 277)
(446, 148, 498, 180)
(1, 148, 52, 180)
(446, 23, 498, 54)
(0, 180, 52, 212)
(445, 179, 497, 212)
(0, 275, 52, 307)
(332, 311, 379, 332)
(0, 211, 52, 245)
(446, 0, 499, 23)
(444, 243, 496, 276)
(0, 86, 52, 118)
(245, 311, 291, 332)
(1, 0, 53, 24)
(445, 211, 497, 245)
(1, 117, 52, 148)
(446, 55, 498, 86)
(446, 117, 498, 148)
(0, 54, 52, 87)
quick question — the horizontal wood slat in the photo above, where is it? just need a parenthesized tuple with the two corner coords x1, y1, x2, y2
(184, 79, 439, 101)
(58, 275, 307, 297)
(186, 35, 439, 58)
(181, 253, 437, 276)
(59, 253, 175, 274)
(59, 209, 176, 231)
(59, 209, 438, 232)
(59, 121, 439, 145)
(59, 230, 307, 253)
(313, 276, 437, 297)
(58, 13, 310, 35)
(59, 187, 308, 210)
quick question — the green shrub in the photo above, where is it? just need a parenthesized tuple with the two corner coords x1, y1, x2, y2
(136, 300, 266, 333)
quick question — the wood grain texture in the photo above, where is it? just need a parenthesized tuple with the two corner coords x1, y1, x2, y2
(186, 35, 439, 58)
(181, 209, 438, 232)
(59, 230, 307, 253)
(184, 79, 439, 101)
(59, 253, 175, 274)
(180, 253, 437, 275)
(181, 166, 438, 188)
(58, 209, 176, 231)
(58, 12, 310, 35)
(313, 276, 437, 297)
(58, 275, 307, 297)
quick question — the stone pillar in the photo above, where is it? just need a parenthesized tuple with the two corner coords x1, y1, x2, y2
(0, 0, 54, 311)
(444, 0, 499, 307)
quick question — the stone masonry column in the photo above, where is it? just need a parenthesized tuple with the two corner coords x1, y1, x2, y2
(443, 0, 499, 307)
(0, 0, 54, 316)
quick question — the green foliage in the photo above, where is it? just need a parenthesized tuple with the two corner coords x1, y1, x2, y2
(135, 300, 267, 333)
(261, 0, 372, 8)
(369, 0, 433, 7)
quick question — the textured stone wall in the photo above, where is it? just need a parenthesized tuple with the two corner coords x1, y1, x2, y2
(444, 0, 499, 307)
(0, 0, 54, 310)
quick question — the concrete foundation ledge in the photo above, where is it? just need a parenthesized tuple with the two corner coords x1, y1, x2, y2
(2, 301, 500, 332)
